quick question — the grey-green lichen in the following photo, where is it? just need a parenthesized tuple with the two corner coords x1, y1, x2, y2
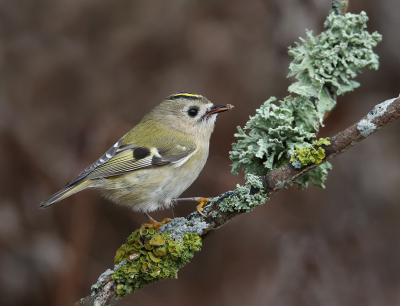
(230, 11, 381, 190)
(230, 96, 317, 177)
(109, 228, 201, 296)
(357, 120, 376, 138)
(294, 162, 333, 189)
(91, 269, 114, 293)
(159, 217, 207, 243)
(208, 174, 269, 213)
(91, 263, 123, 303)
(357, 97, 396, 137)
(288, 11, 382, 124)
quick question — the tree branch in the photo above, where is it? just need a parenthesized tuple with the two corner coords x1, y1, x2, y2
(85, 96, 400, 305)
(75, 1, 394, 303)
(201, 96, 400, 238)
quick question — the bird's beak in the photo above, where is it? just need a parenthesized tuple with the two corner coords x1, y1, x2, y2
(205, 104, 234, 116)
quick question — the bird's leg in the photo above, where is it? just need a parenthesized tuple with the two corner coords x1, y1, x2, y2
(140, 212, 171, 236)
(173, 197, 211, 217)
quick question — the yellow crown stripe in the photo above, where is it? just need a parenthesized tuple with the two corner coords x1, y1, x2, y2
(171, 93, 203, 99)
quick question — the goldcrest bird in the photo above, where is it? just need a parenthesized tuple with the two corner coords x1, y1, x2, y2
(40, 92, 233, 228)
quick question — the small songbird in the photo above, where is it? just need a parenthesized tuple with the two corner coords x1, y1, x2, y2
(40, 92, 233, 229)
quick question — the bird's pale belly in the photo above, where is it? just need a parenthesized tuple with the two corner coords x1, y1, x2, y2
(94, 155, 206, 212)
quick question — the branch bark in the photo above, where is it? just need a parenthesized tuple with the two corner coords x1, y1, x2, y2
(84, 96, 400, 305)
(202, 96, 400, 237)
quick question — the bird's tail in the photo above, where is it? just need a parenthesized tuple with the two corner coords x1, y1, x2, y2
(39, 180, 92, 208)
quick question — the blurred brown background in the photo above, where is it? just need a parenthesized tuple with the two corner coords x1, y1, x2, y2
(1, 0, 400, 305)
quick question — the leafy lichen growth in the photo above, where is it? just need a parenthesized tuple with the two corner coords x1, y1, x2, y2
(209, 174, 269, 212)
(290, 138, 331, 167)
(294, 162, 333, 189)
(111, 228, 201, 296)
(230, 11, 381, 190)
(288, 11, 382, 124)
(230, 96, 317, 177)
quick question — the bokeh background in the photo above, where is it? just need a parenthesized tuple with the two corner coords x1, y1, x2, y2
(1, 0, 400, 305)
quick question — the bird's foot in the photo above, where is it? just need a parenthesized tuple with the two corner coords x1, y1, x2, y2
(140, 214, 171, 236)
(172, 197, 212, 217)
(195, 197, 211, 217)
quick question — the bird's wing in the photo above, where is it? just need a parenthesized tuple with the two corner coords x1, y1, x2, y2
(66, 138, 127, 186)
(66, 137, 197, 184)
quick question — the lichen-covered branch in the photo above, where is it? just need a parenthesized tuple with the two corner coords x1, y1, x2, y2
(78, 3, 392, 305)
(85, 96, 400, 305)
(263, 97, 400, 195)
(200, 97, 400, 239)
(230, 10, 382, 188)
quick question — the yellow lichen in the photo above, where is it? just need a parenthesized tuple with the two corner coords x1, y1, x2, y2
(150, 235, 165, 246)
(111, 228, 202, 296)
(291, 138, 331, 166)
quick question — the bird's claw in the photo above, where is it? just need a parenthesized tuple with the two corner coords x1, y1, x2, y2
(140, 217, 171, 236)
(195, 197, 211, 217)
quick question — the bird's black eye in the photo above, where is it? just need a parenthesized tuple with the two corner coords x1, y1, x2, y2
(188, 107, 199, 117)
